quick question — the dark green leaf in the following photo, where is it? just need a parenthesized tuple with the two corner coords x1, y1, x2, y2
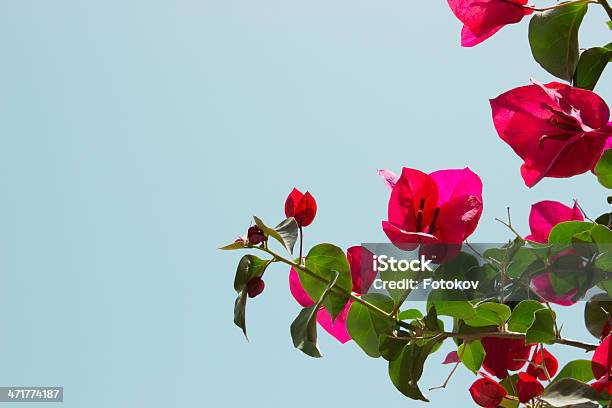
(234, 290, 248, 338)
(458, 340, 485, 373)
(302, 243, 352, 320)
(526, 308, 556, 344)
(232, 255, 271, 339)
(528, 1, 589, 81)
(595, 212, 612, 228)
(595, 150, 612, 189)
(273, 217, 299, 253)
(378, 335, 408, 361)
(573, 44, 612, 90)
(346, 293, 395, 358)
(584, 294, 612, 339)
(388, 338, 441, 402)
(253, 216, 299, 253)
(290, 270, 339, 358)
(233, 255, 270, 292)
(549, 360, 595, 386)
(398, 309, 423, 321)
(508, 300, 546, 333)
(541, 378, 600, 407)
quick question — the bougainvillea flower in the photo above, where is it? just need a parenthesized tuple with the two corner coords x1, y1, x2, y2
(524, 200, 583, 305)
(591, 335, 612, 395)
(288, 246, 376, 343)
(443, 350, 460, 364)
(284, 188, 317, 227)
(526, 347, 558, 380)
(481, 337, 533, 379)
(525, 200, 584, 243)
(516, 372, 544, 403)
(469, 376, 507, 408)
(447, 0, 532, 47)
(380, 167, 483, 250)
(491, 81, 612, 187)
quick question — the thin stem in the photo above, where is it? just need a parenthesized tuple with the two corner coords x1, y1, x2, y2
(393, 330, 597, 352)
(246, 245, 598, 352)
(574, 200, 595, 223)
(255, 245, 412, 330)
(598, 0, 612, 20)
(514, 0, 599, 12)
(298, 226, 304, 264)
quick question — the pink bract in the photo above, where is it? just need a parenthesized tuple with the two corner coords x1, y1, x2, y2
(491, 81, 612, 187)
(288, 246, 376, 343)
(447, 0, 532, 47)
(525, 200, 584, 243)
(381, 167, 483, 249)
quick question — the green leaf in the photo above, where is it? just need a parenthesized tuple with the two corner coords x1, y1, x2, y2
(548, 221, 594, 244)
(528, 1, 589, 81)
(234, 290, 248, 338)
(388, 338, 440, 402)
(253, 216, 299, 253)
(541, 378, 600, 407)
(464, 302, 511, 327)
(549, 360, 595, 386)
(378, 335, 408, 361)
(584, 294, 612, 339)
(526, 308, 556, 344)
(484, 238, 537, 279)
(302, 243, 352, 320)
(508, 300, 546, 333)
(290, 270, 339, 358)
(398, 309, 423, 321)
(595, 212, 612, 228)
(346, 293, 395, 358)
(595, 150, 612, 189)
(458, 340, 485, 373)
(232, 255, 271, 339)
(219, 241, 246, 250)
(233, 255, 270, 292)
(423, 305, 439, 332)
(573, 43, 612, 90)
(427, 289, 475, 320)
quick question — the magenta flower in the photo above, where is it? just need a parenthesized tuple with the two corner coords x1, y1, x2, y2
(289, 246, 376, 343)
(491, 81, 612, 187)
(447, 0, 532, 47)
(525, 200, 584, 306)
(380, 167, 483, 249)
(525, 200, 584, 243)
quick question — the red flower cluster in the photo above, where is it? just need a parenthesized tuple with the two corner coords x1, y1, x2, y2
(469, 344, 558, 407)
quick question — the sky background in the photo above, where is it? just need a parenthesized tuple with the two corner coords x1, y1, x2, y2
(0, 1, 610, 407)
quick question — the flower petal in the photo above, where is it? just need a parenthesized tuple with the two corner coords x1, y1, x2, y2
(347, 246, 376, 294)
(289, 267, 315, 307)
(316, 302, 352, 343)
(526, 200, 584, 243)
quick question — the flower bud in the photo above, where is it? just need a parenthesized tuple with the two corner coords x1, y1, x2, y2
(469, 377, 507, 408)
(284, 188, 317, 227)
(246, 276, 265, 298)
(247, 225, 267, 245)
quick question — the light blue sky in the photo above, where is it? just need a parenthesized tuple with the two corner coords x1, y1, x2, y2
(0, 1, 610, 407)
